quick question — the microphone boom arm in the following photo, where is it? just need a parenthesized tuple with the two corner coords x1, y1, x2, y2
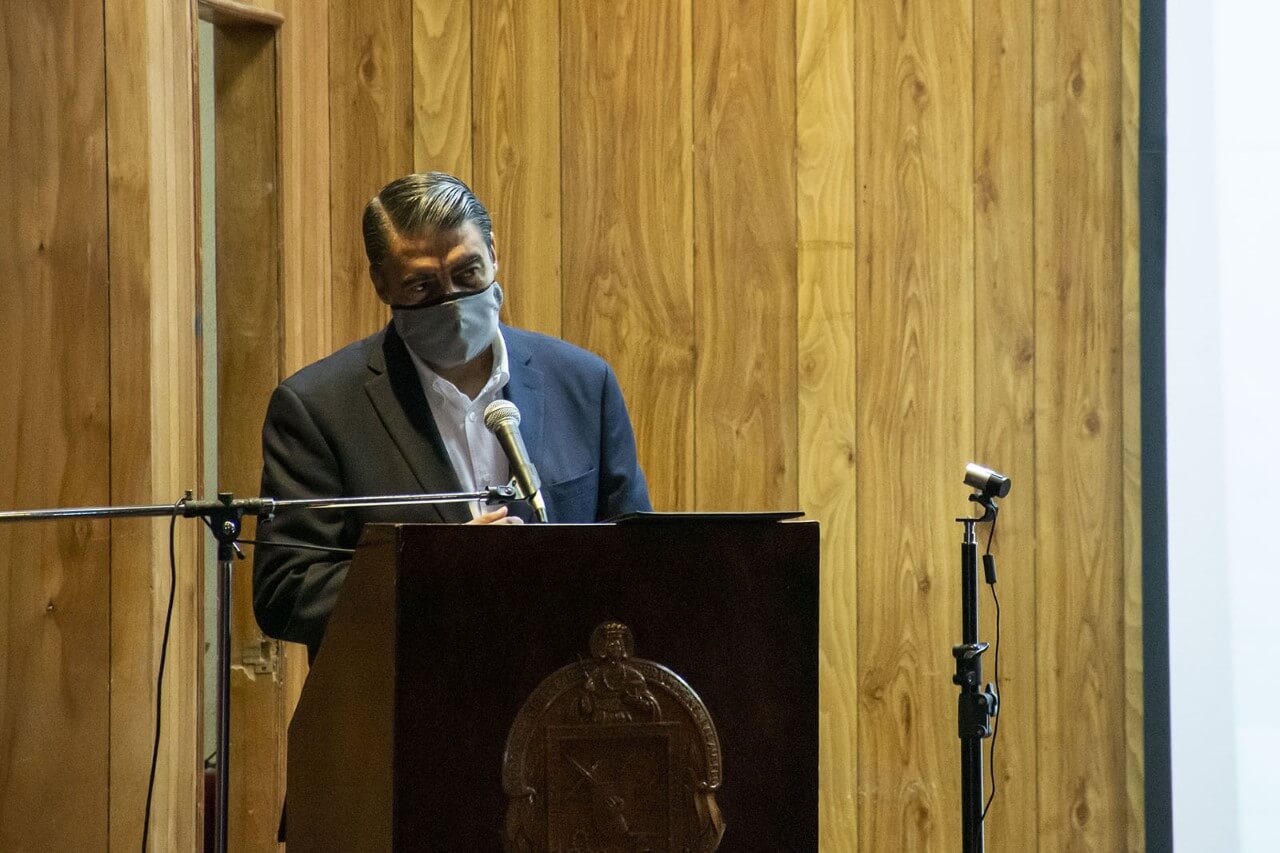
(0, 485, 520, 525)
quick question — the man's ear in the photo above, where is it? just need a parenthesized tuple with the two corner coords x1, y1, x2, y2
(488, 232, 499, 273)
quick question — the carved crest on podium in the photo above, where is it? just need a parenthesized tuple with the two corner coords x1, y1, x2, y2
(502, 622, 725, 853)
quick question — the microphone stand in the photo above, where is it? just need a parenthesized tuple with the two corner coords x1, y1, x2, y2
(0, 485, 518, 853)
(953, 493, 1000, 853)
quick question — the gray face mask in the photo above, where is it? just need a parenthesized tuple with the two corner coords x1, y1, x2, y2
(392, 282, 503, 369)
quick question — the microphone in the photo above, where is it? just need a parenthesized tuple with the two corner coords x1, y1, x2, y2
(963, 462, 1012, 500)
(483, 400, 548, 522)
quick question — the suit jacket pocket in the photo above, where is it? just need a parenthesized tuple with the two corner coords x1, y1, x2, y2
(544, 467, 598, 522)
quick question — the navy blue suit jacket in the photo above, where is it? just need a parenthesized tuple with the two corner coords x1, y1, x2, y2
(252, 323, 651, 658)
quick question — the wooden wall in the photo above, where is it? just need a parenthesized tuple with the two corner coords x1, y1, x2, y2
(0, 2, 112, 848)
(0, 0, 1143, 849)
(1, 0, 203, 850)
(370, 1, 1141, 850)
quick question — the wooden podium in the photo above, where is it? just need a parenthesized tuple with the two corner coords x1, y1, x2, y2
(286, 516, 819, 851)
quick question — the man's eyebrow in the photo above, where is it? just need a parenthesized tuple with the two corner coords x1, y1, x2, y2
(400, 269, 440, 284)
(449, 253, 485, 270)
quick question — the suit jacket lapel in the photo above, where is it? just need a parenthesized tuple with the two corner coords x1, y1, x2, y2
(363, 327, 472, 524)
(502, 328, 545, 520)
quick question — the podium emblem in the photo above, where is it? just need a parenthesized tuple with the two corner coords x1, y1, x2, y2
(502, 622, 725, 852)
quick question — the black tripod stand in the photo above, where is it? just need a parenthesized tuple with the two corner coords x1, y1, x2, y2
(952, 463, 1009, 853)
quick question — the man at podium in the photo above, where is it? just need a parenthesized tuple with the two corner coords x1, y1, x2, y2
(252, 172, 651, 660)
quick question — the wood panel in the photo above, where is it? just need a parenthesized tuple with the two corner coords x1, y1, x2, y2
(213, 21, 284, 850)
(412, 0, 471, 181)
(272, 0, 332, 378)
(0, 1, 111, 849)
(973, 0, 1038, 849)
(104, 0, 167, 845)
(472, 1, 562, 337)
(104, 0, 204, 849)
(1034, 0, 1128, 848)
(247, 1, 1146, 847)
(328, 0, 412, 346)
(560, 0, 695, 512)
(293, 1, 1148, 846)
(0, 0, 1158, 846)
(795, 0, 858, 848)
(692, 0, 797, 512)
(256, 0, 331, 778)
(854, 0, 974, 849)
(1121, 1, 1146, 849)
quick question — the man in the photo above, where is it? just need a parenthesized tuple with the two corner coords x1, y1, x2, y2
(252, 173, 651, 660)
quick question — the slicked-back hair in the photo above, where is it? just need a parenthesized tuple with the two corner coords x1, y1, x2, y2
(362, 172, 494, 270)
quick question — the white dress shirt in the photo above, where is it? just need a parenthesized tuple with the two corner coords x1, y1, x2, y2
(404, 331, 511, 518)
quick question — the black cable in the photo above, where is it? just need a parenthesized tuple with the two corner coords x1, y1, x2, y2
(136, 504, 348, 850)
(142, 495, 185, 851)
(981, 514, 1002, 821)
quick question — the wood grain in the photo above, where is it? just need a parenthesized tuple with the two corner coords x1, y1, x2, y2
(271, 0, 333, 378)
(105, 0, 204, 848)
(795, 0, 858, 847)
(104, 0, 165, 846)
(412, 0, 472, 181)
(692, 0, 797, 512)
(213, 21, 285, 850)
(328, 0, 411, 346)
(1120, 0, 1145, 848)
(854, 0, 974, 848)
(560, 0, 695, 512)
(472, 0, 562, 337)
(0, 1, 111, 848)
(1034, 0, 1128, 847)
(258, 0, 332, 832)
(0, 0, 1154, 846)
(973, 0, 1038, 849)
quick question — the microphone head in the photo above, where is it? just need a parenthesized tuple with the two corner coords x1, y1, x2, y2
(483, 399, 521, 431)
(964, 462, 1012, 499)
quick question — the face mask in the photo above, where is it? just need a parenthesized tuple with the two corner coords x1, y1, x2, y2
(392, 282, 503, 369)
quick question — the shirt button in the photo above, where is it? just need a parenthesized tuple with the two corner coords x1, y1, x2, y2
(467, 412, 477, 422)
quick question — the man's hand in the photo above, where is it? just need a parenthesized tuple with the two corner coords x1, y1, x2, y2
(467, 505, 524, 525)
